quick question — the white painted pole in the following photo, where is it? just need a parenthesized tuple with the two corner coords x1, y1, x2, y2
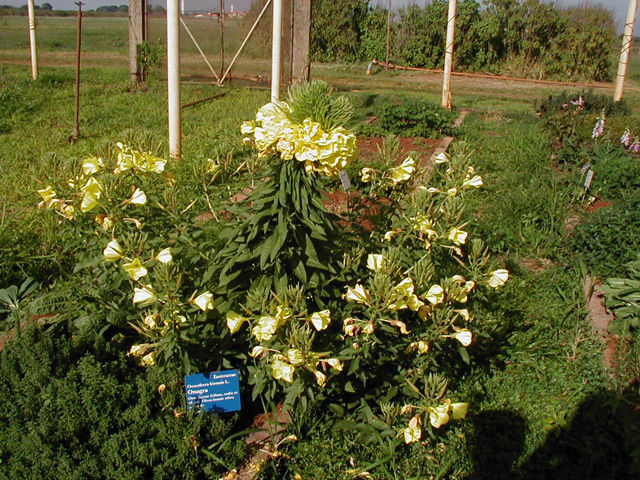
(167, 0, 181, 159)
(26, 0, 38, 79)
(271, 0, 283, 101)
(614, 0, 638, 102)
(441, 0, 457, 109)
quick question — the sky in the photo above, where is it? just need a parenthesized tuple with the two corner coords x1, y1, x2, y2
(2, 0, 634, 33)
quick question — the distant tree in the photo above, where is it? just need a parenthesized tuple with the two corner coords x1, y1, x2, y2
(40, 2, 52, 9)
(96, 5, 118, 12)
(151, 4, 165, 13)
(118, 4, 128, 12)
(19, 4, 28, 8)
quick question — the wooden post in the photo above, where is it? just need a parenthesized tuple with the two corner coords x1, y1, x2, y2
(291, 0, 311, 84)
(271, 0, 283, 101)
(167, 0, 181, 159)
(219, 0, 225, 75)
(280, 0, 293, 88)
(129, 0, 147, 85)
(26, 0, 38, 79)
(614, 0, 638, 102)
(441, 0, 457, 109)
(385, 0, 391, 70)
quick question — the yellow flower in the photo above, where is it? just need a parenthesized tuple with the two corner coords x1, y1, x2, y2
(252, 316, 278, 342)
(362, 321, 375, 335)
(140, 351, 156, 366)
(287, 349, 304, 365)
(122, 258, 148, 281)
(451, 402, 469, 420)
(456, 309, 471, 321)
(275, 305, 293, 323)
(448, 227, 468, 245)
(425, 284, 444, 305)
(388, 156, 416, 185)
(206, 158, 220, 174)
(133, 284, 156, 307)
(366, 253, 384, 272)
(434, 152, 449, 164)
(60, 204, 75, 220)
(463, 175, 483, 188)
(361, 167, 374, 182)
(115, 142, 135, 173)
(387, 278, 424, 311)
(103, 239, 123, 262)
(326, 358, 343, 371)
(82, 156, 104, 175)
(81, 191, 100, 212)
(404, 415, 422, 443)
(156, 247, 172, 264)
(488, 269, 509, 288)
(192, 291, 214, 311)
(128, 187, 147, 206)
(94, 214, 114, 231)
(390, 319, 409, 334)
(345, 284, 371, 304)
(383, 229, 402, 242)
(343, 318, 360, 336)
(145, 153, 167, 173)
(453, 330, 473, 347)
(314, 370, 327, 387)
(428, 404, 451, 428)
(447, 188, 458, 196)
(272, 358, 295, 383)
(249, 345, 266, 358)
(226, 311, 246, 334)
(143, 313, 160, 329)
(310, 309, 331, 331)
(409, 340, 430, 354)
(37, 185, 57, 207)
(81, 176, 102, 197)
(128, 344, 146, 357)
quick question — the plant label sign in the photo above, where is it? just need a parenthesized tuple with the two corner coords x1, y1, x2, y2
(339, 169, 351, 191)
(580, 162, 591, 175)
(584, 170, 594, 190)
(185, 369, 241, 413)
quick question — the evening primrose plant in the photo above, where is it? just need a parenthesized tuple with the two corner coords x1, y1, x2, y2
(35, 143, 222, 371)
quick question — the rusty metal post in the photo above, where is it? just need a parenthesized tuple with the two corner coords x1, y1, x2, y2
(71, 1, 83, 141)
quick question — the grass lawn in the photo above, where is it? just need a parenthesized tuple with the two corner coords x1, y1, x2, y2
(1, 18, 640, 479)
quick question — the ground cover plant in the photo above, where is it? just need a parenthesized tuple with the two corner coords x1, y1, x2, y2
(1, 58, 640, 479)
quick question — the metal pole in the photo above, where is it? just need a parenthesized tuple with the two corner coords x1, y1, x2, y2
(220, 0, 225, 76)
(71, 1, 83, 140)
(218, 0, 272, 86)
(168, 0, 181, 159)
(385, 0, 391, 71)
(271, 0, 283, 101)
(441, 0, 457, 109)
(614, 0, 638, 102)
(26, 0, 38, 79)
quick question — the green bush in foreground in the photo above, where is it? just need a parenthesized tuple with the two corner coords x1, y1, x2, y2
(0, 325, 245, 480)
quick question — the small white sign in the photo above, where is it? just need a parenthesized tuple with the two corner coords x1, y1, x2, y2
(339, 170, 351, 191)
(584, 169, 594, 190)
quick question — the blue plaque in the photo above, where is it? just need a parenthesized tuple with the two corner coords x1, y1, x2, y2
(185, 369, 241, 413)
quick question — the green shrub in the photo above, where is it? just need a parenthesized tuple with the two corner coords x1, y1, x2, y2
(359, 96, 456, 138)
(590, 143, 640, 201)
(0, 325, 245, 480)
(568, 196, 640, 278)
